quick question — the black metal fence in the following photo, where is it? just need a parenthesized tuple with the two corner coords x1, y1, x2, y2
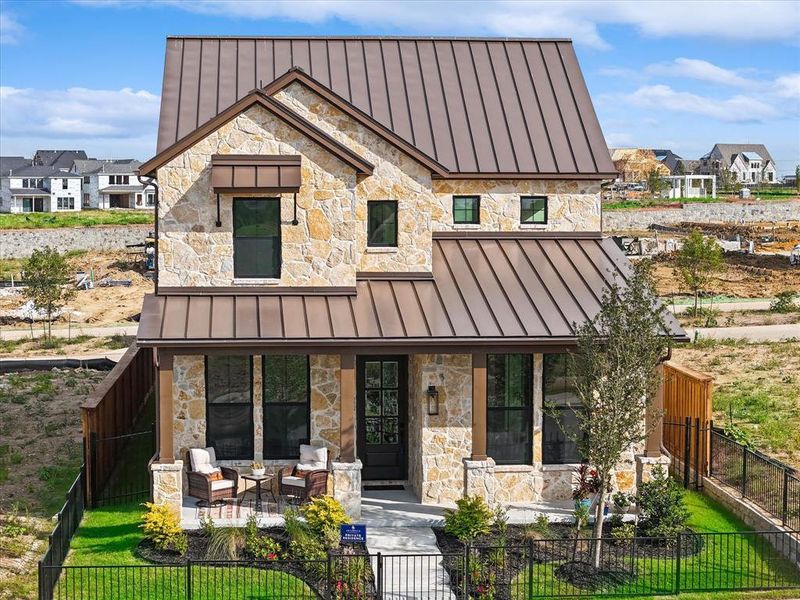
(663, 417, 708, 490)
(710, 427, 800, 529)
(38, 466, 86, 600)
(39, 530, 800, 600)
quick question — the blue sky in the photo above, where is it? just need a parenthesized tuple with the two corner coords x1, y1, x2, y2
(1, 1, 799, 175)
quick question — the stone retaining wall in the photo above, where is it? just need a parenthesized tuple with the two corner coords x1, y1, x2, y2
(603, 200, 800, 231)
(0, 224, 151, 258)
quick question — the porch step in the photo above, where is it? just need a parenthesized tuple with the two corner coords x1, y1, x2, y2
(360, 489, 445, 528)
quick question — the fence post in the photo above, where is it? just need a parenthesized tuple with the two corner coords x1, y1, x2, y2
(694, 417, 701, 489)
(463, 543, 471, 600)
(708, 420, 714, 477)
(37, 560, 45, 600)
(527, 540, 534, 600)
(376, 552, 382, 600)
(326, 551, 333, 600)
(683, 416, 691, 488)
(186, 559, 192, 600)
(782, 470, 789, 526)
(89, 431, 98, 508)
(675, 533, 682, 595)
(742, 445, 748, 498)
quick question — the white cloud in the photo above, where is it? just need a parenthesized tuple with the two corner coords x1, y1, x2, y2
(774, 73, 800, 99)
(0, 86, 159, 158)
(625, 84, 778, 123)
(73, 0, 800, 48)
(0, 13, 25, 44)
(646, 58, 752, 87)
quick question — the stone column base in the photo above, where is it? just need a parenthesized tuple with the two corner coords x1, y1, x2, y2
(463, 457, 496, 506)
(151, 460, 183, 518)
(331, 460, 362, 519)
(636, 454, 671, 486)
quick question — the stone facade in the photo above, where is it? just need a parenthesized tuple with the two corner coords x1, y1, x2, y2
(151, 460, 183, 517)
(331, 460, 363, 519)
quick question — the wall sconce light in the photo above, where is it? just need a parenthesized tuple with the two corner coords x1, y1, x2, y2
(427, 385, 439, 416)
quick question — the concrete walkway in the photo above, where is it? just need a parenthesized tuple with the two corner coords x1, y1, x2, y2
(686, 322, 800, 342)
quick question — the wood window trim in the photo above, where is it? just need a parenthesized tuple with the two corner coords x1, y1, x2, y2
(367, 200, 398, 248)
(204, 355, 254, 461)
(453, 195, 480, 225)
(261, 355, 311, 460)
(520, 195, 548, 225)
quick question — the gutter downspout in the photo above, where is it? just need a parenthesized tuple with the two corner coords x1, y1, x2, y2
(136, 172, 159, 295)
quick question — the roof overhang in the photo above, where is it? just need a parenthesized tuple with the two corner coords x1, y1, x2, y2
(211, 154, 301, 193)
(10, 189, 50, 196)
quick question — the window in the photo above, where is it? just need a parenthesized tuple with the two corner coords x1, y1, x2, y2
(453, 195, 480, 225)
(520, 196, 547, 224)
(123, 175, 129, 185)
(62, 179, 68, 190)
(487, 354, 532, 465)
(22, 178, 43, 189)
(56, 197, 75, 210)
(205, 356, 253, 460)
(83, 194, 90, 207)
(146, 193, 155, 206)
(83, 176, 90, 185)
(367, 201, 398, 247)
(263, 356, 310, 458)
(109, 175, 129, 185)
(542, 354, 584, 464)
(136, 194, 143, 206)
(233, 198, 281, 279)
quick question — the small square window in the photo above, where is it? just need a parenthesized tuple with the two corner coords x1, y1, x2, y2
(520, 196, 547, 224)
(453, 195, 480, 225)
(367, 201, 398, 247)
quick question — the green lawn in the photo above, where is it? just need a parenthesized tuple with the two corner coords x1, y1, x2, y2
(0, 210, 153, 229)
(513, 491, 800, 599)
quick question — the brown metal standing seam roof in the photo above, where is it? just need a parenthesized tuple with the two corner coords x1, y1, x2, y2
(155, 37, 616, 178)
(137, 235, 686, 348)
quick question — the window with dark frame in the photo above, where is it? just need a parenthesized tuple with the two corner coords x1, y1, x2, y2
(487, 354, 533, 465)
(205, 355, 253, 460)
(367, 201, 398, 247)
(542, 353, 585, 464)
(62, 179, 68, 190)
(453, 195, 480, 225)
(520, 196, 547, 224)
(233, 198, 281, 279)
(83, 176, 90, 185)
(262, 355, 310, 459)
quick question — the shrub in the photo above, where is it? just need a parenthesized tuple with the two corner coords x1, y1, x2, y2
(771, 291, 798, 313)
(199, 514, 215, 538)
(206, 527, 246, 560)
(140, 503, 188, 555)
(246, 534, 281, 560)
(606, 514, 624, 529)
(636, 466, 689, 538)
(300, 495, 350, 545)
(611, 522, 635, 543)
(332, 547, 369, 599)
(612, 491, 633, 514)
(443, 495, 493, 542)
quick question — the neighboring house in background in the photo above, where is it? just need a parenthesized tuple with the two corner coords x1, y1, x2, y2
(33, 149, 88, 169)
(609, 148, 670, 182)
(0, 164, 82, 213)
(136, 36, 686, 521)
(698, 144, 777, 185)
(72, 159, 155, 209)
(652, 149, 684, 174)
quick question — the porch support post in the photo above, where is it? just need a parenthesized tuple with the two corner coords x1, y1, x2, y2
(339, 353, 356, 462)
(645, 363, 665, 457)
(471, 352, 487, 461)
(157, 350, 175, 462)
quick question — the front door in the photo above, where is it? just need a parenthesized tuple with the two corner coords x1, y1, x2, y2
(357, 356, 407, 481)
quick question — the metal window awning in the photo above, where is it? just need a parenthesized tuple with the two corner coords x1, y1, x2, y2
(210, 155, 302, 194)
(137, 233, 688, 352)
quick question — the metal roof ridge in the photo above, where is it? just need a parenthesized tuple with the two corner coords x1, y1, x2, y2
(166, 36, 575, 42)
(432, 230, 604, 239)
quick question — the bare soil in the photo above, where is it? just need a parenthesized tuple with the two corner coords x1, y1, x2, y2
(677, 311, 800, 328)
(0, 250, 153, 329)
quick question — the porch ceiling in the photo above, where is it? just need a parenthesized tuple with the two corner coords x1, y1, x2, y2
(137, 233, 687, 350)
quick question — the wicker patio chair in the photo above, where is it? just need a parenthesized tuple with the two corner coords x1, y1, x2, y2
(186, 447, 239, 506)
(278, 444, 329, 502)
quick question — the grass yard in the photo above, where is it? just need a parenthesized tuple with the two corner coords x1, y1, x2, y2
(513, 491, 800, 599)
(0, 210, 153, 229)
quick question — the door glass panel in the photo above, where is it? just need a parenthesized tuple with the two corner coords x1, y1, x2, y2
(382, 362, 398, 388)
(365, 390, 381, 416)
(365, 362, 381, 388)
(383, 390, 398, 416)
(383, 418, 398, 444)
(366, 418, 381, 444)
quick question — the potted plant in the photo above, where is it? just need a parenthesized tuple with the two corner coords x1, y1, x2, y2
(572, 464, 602, 510)
(251, 462, 265, 477)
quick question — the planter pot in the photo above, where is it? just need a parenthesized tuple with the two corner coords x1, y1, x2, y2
(251, 468, 265, 477)
(575, 499, 593, 511)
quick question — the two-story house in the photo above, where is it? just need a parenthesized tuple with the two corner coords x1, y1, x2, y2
(72, 159, 156, 209)
(698, 144, 777, 185)
(135, 36, 686, 520)
(0, 164, 82, 213)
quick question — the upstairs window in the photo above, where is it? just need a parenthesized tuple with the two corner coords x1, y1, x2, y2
(83, 176, 90, 185)
(453, 195, 480, 225)
(487, 354, 533, 465)
(521, 196, 547, 224)
(233, 198, 281, 279)
(205, 356, 253, 460)
(367, 201, 398, 247)
(542, 353, 585, 464)
(62, 179, 68, 190)
(263, 355, 310, 459)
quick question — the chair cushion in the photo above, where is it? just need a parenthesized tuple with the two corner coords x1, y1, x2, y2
(298, 445, 327, 471)
(282, 475, 306, 488)
(210, 479, 235, 491)
(190, 447, 217, 471)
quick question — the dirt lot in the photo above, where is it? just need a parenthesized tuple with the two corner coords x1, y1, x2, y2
(672, 340, 800, 470)
(0, 250, 153, 329)
(0, 334, 134, 359)
(676, 310, 800, 328)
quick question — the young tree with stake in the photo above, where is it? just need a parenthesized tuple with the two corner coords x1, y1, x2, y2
(549, 263, 671, 568)
(674, 230, 724, 316)
(22, 246, 75, 341)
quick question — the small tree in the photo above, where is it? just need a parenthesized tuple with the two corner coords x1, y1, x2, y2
(795, 165, 800, 193)
(551, 263, 670, 568)
(674, 230, 724, 315)
(22, 246, 74, 340)
(646, 168, 668, 197)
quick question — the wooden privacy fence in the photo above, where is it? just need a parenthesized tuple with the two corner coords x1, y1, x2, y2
(81, 344, 155, 506)
(662, 361, 714, 486)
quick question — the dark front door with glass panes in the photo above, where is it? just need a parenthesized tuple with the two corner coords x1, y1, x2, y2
(357, 356, 407, 480)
